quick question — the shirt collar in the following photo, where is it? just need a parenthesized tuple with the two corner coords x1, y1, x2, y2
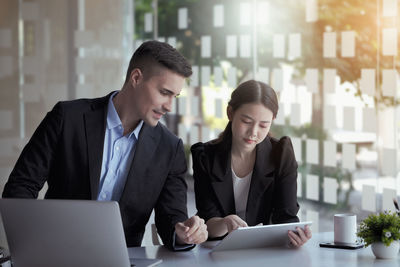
(106, 91, 143, 140)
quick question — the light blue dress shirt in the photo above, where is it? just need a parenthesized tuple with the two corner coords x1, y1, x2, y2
(97, 92, 143, 201)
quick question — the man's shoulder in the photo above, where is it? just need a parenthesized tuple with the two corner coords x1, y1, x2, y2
(155, 122, 180, 144)
(56, 93, 111, 111)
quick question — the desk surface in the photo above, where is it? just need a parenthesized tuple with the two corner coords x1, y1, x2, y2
(128, 232, 400, 267)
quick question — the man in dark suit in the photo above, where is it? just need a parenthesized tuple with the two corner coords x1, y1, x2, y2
(2, 40, 208, 250)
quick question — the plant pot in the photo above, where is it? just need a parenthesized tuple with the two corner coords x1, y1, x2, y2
(371, 241, 399, 259)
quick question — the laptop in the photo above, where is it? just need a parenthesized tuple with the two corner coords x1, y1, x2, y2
(0, 198, 162, 267)
(212, 221, 312, 252)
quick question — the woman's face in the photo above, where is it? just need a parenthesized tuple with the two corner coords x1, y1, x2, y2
(228, 102, 274, 152)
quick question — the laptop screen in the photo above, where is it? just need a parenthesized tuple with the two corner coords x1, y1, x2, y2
(0, 199, 131, 267)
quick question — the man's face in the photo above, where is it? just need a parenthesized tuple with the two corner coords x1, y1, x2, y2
(131, 67, 185, 127)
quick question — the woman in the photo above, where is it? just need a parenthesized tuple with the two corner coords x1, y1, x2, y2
(191, 80, 311, 248)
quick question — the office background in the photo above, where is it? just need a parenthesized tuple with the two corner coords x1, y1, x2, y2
(0, 0, 399, 247)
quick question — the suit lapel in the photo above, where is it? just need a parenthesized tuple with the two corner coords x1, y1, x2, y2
(210, 143, 236, 216)
(84, 96, 109, 200)
(120, 123, 159, 203)
(246, 138, 275, 225)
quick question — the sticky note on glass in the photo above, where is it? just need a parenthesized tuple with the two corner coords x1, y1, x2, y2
(306, 139, 319, 165)
(382, 69, 397, 97)
(306, 0, 318, 22)
(341, 31, 355, 57)
(382, 188, 397, 212)
(178, 97, 187, 116)
(382, 28, 397, 56)
(214, 5, 224, 27)
(190, 125, 199, 145)
(273, 34, 285, 58)
(306, 174, 319, 201)
(167, 37, 177, 48)
(306, 210, 319, 232)
(306, 68, 318, 93)
(323, 177, 338, 204)
(274, 103, 285, 125)
(240, 35, 251, 58)
(215, 98, 223, 118)
(240, 2, 252, 26)
(291, 137, 302, 163)
(323, 32, 336, 58)
(257, 2, 269, 25)
(226, 35, 238, 58)
(190, 66, 199, 87)
(290, 103, 301, 127)
(323, 141, 336, 167)
(201, 126, 210, 142)
(297, 173, 302, 197)
(178, 123, 188, 144)
(343, 107, 355, 131)
(383, 0, 398, 17)
(144, 12, 153, 33)
(227, 67, 237, 88)
(382, 148, 397, 177)
(342, 143, 356, 170)
(256, 67, 269, 84)
(272, 68, 283, 92)
(288, 33, 301, 60)
(362, 185, 376, 212)
(323, 68, 336, 93)
(360, 69, 375, 96)
(201, 36, 211, 58)
(362, 108, 377, 133)
(214, 66, 223, 87)
(191, 96, 199, 117)
(201, 66, 211, 87)
(178, 8, 188, 29)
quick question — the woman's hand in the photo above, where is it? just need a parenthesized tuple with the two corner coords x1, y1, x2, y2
(223, 214, 248, 233)
(287, 225, 312, 248)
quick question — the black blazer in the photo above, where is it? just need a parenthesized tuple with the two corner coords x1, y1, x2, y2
(2, 93, 189, 249)
(191, 136, 299, 227)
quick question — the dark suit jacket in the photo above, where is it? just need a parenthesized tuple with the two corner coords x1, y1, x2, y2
(191, 136, 299, 228)
(2, 92, 189, 249)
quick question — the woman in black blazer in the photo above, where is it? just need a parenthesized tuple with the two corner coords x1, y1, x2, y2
(191, 80, 311, 247)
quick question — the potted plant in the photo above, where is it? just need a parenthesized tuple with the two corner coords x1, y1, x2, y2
(357, 211, 400, 259)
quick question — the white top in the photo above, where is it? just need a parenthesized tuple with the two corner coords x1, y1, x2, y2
(232, 169, 252, 221)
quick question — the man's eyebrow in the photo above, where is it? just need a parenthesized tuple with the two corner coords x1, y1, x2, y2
(162, 88, 179, 96)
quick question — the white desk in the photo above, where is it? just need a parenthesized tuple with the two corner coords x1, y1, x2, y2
(128, 232, 400, 267)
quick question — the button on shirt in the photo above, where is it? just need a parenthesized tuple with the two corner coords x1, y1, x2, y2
(97, 92, 143, 201)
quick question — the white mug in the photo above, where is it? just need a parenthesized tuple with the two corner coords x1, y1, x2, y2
(334, 214, 357, 244)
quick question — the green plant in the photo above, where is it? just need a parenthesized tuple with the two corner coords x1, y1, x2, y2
(357, 211, 400, 247)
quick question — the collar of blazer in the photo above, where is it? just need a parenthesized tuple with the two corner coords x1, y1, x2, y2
(84, 91, 161, 200)
(209, 137, 276, 222)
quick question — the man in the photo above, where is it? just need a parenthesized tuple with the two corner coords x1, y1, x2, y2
(2, 41, 208, 250)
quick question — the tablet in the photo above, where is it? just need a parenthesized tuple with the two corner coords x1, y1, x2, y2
(212, 221, 312, 252)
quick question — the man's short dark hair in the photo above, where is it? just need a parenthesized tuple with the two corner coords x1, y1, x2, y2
(125, 40, 192, 83)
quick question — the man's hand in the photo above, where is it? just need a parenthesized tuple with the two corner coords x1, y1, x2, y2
(175, 215, 208, 245)
(288, 225, 312, 248)
(223, 214, 248, 233)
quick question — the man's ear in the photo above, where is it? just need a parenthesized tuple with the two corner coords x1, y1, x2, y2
(227, 105, 233, 121)
(129, 68, 143, 87)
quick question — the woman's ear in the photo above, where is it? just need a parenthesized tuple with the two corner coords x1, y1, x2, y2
(227, 106, 233, 121)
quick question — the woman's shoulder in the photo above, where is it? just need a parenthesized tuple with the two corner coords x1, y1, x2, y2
(269, 136, 297, 163)
(191, 140, 219, 155)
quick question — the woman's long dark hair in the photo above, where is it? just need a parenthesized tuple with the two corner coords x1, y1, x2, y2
(212, 80, 279, 148)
